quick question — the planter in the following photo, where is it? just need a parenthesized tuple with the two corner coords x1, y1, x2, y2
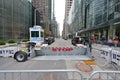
(8, 43, 17, 46)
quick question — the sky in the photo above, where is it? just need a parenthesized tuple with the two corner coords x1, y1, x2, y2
(29, 0, 65, 36)
(55, 0, 65, 36)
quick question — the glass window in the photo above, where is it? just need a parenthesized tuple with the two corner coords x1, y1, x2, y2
(103, 12, 107, 22)
(108, 13, 114, 20)
(41, 32, 44, 37)
(31, 31, 39, 37)
(115, 3, 120, 12)
(0, 0, 2, 8)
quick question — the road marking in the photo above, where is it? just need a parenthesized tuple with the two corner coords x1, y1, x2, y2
(84, 60, 95, 65)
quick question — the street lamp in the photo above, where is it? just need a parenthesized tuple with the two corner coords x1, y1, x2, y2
(34, 9, 38, 25)
(34, 6, 48, 26)
(34, 8, 42, 25)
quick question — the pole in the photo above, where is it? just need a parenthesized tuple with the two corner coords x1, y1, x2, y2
(34, 9, 36, 25)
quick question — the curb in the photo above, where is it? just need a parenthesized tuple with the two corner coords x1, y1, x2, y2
(92, 47, 102, 51)
(0, 43, 17, 48)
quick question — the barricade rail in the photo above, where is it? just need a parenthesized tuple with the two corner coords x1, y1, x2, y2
(89, 71, 120, 80)
(0, 70, 120, 80)
(0, 69, 83, 80)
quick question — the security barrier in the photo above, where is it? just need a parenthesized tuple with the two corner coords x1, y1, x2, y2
(0, 69, 120, 80)
(101, 48, 120, 66)
(0, 69, 83, 80)
(111, 50, 120, 66)
(89, 71, 120, 80)
(0, 47, 18, 57)
(38, 46, 88, 56)
(100, 48, 112, 60)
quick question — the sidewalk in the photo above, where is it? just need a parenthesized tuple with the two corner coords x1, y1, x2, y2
(0, 43, 17, 48)
(92, 43, 120, 51)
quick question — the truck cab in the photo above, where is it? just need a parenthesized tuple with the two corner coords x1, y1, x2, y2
(13, 25, 44, 62)
(29, 25, 44, 50)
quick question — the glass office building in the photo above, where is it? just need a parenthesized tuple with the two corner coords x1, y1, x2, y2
(85, 0, 120, 40)
(69, 0, 85, 35)
(69, 0, 120, 40)
(0, 0, 32, 40)
(85, 0, 108, 39)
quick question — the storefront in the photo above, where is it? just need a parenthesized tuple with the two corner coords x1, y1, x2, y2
(115, 22, 120, 40)
(80, 27, 109, 41)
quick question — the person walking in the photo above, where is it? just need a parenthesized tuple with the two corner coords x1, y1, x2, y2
(108, 37, 113, 47)
(88, 39, 92, 52)
(91, 36, 96, 43)
(101, 36, 105, 46)
(113, 36, 119, 47)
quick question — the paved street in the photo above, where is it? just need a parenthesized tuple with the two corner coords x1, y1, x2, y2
(0, 39, 74, 70)
(0, 38, 119, 80)
(0, 38, 119, 70)
(0, 59, 66, 70)
(48, 38, 74, 47)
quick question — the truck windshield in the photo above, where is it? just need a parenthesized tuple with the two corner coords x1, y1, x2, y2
(31, 31, 39, 37)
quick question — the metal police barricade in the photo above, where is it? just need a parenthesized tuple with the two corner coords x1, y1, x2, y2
(89, 71, 120, 80)
(100, 48, 112, 67)
(0, 69, 83, 80)
(100, 48, 112, 60)
(111, 50, 120, 66)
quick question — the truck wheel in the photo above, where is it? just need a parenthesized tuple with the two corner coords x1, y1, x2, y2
(14, 51, 28, 62)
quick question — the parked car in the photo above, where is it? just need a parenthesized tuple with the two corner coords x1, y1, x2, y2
(51, 37, 55, 42)
(64, 37, 68, 40)
(44, 37, 55, 45)
(81, 37, 89, 45)
(71, 36, 83, 45)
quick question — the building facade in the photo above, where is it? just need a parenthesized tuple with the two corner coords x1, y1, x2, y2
(68, 0, 120, 41)
(68, 0, 85, 36)
(0, 0, 32, 40)
(32, 0, 52, 36)
(85, 0, 120, 40)
(50, 0, 59, 37)
(63, 0, 73, 38)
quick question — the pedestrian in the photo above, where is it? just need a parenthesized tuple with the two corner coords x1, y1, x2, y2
(113, 36, 119, 47)
(108, 37, 113, 47)
(88, 39, 92, 52)
(101, 36, 105, 46)
(91, 36, 96, 44)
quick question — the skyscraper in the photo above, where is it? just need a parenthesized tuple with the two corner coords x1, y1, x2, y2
(63, 0, 73, 38)
(32, 0, 52, 30)
(65, 0, 73, 21)
(0, 0, 32, 40)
